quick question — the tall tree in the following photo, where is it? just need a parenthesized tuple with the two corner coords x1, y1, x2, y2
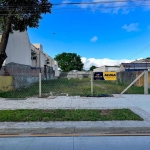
(0, 0, 52, 69)
(89, 65, 97, 71)
(54, 52, 84, 72)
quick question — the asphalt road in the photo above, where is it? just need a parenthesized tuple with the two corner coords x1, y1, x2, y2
(0, 136, 150, 150)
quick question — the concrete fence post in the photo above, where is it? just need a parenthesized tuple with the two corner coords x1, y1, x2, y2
(39, 73, 41, 97)
(91, 72, 93, 96)
(144, 70, 148, 94)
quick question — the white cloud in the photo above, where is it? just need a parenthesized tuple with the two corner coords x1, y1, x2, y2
(122, 23, 139, 32)
(81, 57, 133, 70)
(90, 36, 98, 42)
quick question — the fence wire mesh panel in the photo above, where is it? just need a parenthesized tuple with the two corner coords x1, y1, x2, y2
(117, 71, 150, 94)
(0, 63, 41, 98)
(93, 71, 150, 95)
(41, 72, 91, 97)
(0, 66, 150, 98)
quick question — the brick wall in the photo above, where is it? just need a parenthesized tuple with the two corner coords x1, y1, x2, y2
(0, 63, 44, 77)
(0, 63, 45, 90)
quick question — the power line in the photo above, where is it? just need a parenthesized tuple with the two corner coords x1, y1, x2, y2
(1, 3, 150, 15)
(52, 0, 150, 6)
(127, 44, 150, 60)
(0, 0, 150, 7)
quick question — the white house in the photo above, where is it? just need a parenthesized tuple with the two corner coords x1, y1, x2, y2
(0, 31, 59, 78)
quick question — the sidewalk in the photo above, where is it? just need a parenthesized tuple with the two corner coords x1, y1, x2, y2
(0, 94, 150, 134)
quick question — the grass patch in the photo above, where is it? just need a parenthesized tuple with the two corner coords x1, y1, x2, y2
(0, 109, 143, 122)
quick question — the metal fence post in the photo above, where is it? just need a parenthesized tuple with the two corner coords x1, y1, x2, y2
(91, 72, 93, 96)
(144, 70, 148, 94)
(39, 72, 41, 97)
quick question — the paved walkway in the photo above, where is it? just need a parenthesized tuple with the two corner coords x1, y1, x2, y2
(0, 94, 150, 134)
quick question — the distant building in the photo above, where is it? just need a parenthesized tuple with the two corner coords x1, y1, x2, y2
(93, 65, 120, 72)
(120, 59, 150, 72)
(66, 70, 91, 79)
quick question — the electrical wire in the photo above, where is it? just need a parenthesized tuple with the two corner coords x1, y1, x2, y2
(0, 0, 150, 7)
(127, 44, 150, 60)
(0, 3, 150, 15)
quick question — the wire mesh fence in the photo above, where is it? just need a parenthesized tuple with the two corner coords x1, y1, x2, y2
(93, 71, 150, 95)
(0, 74, 40, 98)
(40, 72, 92, 97)
(40, 71, 150, 97)
(0, 70, 150, 98)
(0, 63, 41, 98)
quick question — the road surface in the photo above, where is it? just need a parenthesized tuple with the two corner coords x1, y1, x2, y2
(0, 135, 150, 150)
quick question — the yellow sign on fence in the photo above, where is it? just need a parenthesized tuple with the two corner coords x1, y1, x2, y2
(103, 72, 117, 81)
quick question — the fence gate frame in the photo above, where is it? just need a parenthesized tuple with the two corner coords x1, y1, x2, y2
(120, 70, 149, 95)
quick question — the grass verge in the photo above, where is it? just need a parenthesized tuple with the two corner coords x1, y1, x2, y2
(0, 109, 143, 122)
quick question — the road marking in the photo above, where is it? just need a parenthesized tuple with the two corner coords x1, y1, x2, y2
(1, 133, 150, 137)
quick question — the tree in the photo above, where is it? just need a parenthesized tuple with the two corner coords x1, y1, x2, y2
(89, 65, 97, 71)
(0, 0, 52, 69)
(54, 52, 84, 72)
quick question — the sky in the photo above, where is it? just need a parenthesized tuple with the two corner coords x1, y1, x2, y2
(28, 0, 150, 70)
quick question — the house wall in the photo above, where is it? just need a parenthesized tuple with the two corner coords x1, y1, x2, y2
(3, 31, 31, 66)
(106, 66, 120, 72)
(121, 63, 150, 71)
(136, 72, 150, 87)
(33, 44, 43, 51)
(93, 66, 105, 72)
(54, 61, 60, 77)
(32, 44, 52, 68)
(31, 44, 39, 67)
(40, 52, 47, 67)
(32, 60, 37, 67)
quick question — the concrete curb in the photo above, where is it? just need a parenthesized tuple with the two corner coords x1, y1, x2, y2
(1, 127, 150, 135)
(0, 121, 150, 134)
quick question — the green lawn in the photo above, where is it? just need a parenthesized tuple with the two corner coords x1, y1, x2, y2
(0, 78, 149, 98)
(0, 109, 143, 122)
